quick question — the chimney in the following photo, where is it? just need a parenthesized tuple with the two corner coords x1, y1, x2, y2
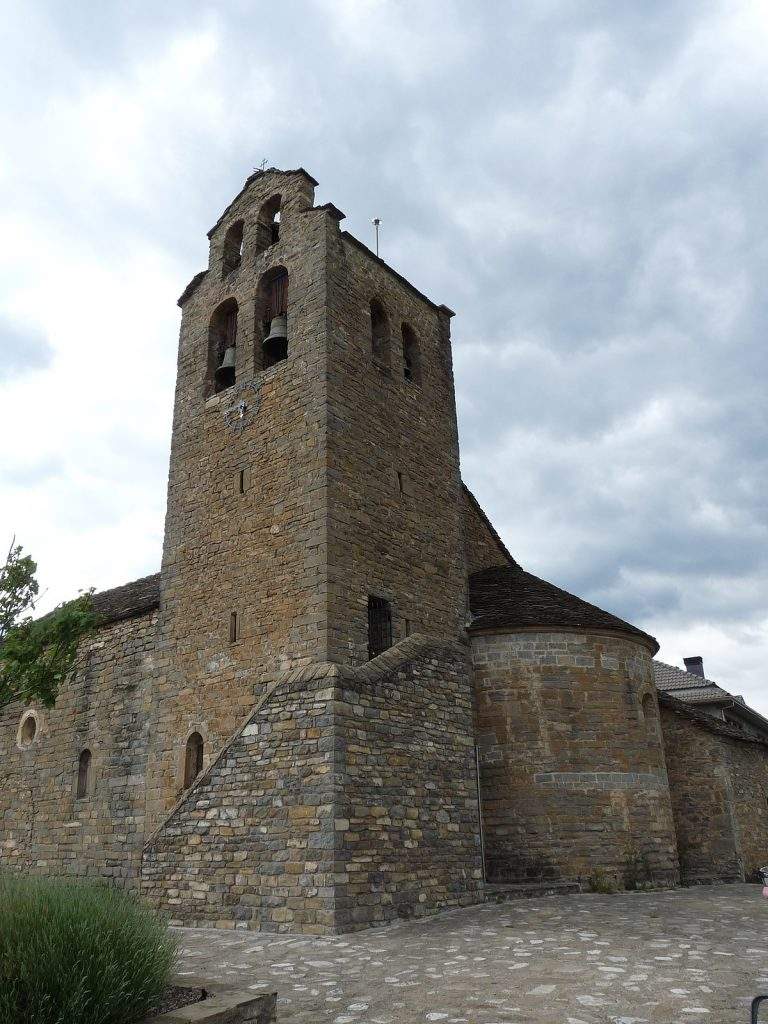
(684, 656, 704, 678)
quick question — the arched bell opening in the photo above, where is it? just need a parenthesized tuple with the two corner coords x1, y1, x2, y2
(255, 267, 289, 371)
(207, 298, 238, 396)
(222, 220, 244, 277)
(255, 194, 282, 255)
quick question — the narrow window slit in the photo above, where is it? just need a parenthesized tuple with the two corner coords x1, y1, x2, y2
(229, 611, 238, 642)
(76, 749, 91, 799)
(184, 732, 204, 788)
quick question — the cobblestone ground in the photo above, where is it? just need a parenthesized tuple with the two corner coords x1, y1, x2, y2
(174, 885, 768, 1023)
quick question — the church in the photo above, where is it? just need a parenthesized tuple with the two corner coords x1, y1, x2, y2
(3, 167, 766, 933)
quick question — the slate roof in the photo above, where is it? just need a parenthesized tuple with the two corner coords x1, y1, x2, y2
(92, 573, 161, 624)
(467, 565, 658, 651)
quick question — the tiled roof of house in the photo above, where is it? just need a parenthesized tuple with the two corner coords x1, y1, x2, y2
(92, 573, 161, 624)
(467, 565, 658, 651)
(654, 659, 768, 734)
(658, 691, 768, 746)
(654, 660, 722, 692)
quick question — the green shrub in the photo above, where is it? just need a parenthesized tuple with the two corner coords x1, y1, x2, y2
(586, 867, 619, 894)
(0, 874, 177, 1024)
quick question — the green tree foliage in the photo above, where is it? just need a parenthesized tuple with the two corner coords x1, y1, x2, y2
(0, 541, 96, 712)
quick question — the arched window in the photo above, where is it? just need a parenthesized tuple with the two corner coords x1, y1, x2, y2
(184, 732, 204, 789)
(370, 299, 389, 367)
(401, 324, 421, 385)
(207, 298, 238, 395)
(641, 693, 658, 738)
(222, 220, 244, 277)
(256, 195, 282, 254)
(76, 749, 91, 799)
(257, 267, 289, 369)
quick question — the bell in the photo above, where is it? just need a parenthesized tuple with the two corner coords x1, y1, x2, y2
(214, 345, 236, 388)
(262, 313, 288, 363)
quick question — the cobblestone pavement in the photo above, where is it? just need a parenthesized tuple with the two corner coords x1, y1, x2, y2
(173, 885, 768, 1023)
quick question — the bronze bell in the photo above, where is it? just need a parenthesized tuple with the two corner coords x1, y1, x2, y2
(262, 313, 288, 363)
(214, 345, 236, 388)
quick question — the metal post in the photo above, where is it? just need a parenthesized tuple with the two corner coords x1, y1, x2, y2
(475, 743, 487, 884)
(372, 217, 381, 257)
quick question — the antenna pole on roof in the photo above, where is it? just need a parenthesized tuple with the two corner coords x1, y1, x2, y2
(372, 217, 381, 257)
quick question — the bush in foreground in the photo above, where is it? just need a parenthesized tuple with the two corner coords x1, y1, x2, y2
(0, 874, 177, 1024)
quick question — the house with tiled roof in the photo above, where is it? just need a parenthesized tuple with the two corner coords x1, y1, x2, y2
(655, 656, 768, 741)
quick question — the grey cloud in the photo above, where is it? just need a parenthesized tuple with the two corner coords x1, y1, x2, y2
(0, 318, 53, 382)
(2, 0, 766, 701)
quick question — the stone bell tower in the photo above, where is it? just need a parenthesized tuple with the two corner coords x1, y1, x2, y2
(141, 168, 481, 932)
(146, 168, 331, 827)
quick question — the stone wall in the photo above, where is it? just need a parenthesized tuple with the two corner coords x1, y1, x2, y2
(334, 636, 482, 930)
(472, 629, 680, 887)
(0, 610, 157, 885)
(141, 637, 482, 933)
(462, 486, 514, 574)
(660, 698, 768, 883)
(141, 663, 338, 933)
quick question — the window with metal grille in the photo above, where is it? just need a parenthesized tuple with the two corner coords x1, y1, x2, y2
(367, 596, 392, 660)
(76, 749, 91, 799)
(184, 732, 204, 788)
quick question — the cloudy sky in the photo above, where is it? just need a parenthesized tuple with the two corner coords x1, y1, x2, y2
(1, 1, 766, 709)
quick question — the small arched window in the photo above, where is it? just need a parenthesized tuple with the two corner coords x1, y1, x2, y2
(641, 692, 658, 737)
(258, 267, 289, 369)
(222, 220, 244, 277)
(184, 732, 204, 789)
(370, 299, 389, 367)
(401, 324, 421, 385)
(256, 195, 282, 254)
(76, 749, 91, 799)
(207, 298, 238, 395)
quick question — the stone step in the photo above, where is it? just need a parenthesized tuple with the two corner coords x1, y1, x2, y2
(483, 880, 581, 902)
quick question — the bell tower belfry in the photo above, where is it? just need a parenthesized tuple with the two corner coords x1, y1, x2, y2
(147, 168, 335, 825)
(142, 168, 481, 931)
